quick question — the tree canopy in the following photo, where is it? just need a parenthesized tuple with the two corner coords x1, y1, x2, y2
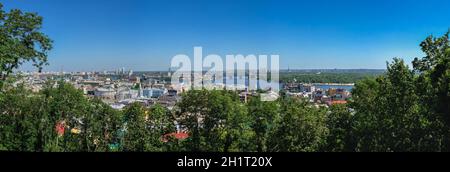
(0, 3, 52, 84)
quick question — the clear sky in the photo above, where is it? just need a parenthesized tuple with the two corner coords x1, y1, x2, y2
(3, 0, 450, 71)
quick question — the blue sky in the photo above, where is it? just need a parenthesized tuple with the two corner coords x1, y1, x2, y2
(3, 0, 450, 71)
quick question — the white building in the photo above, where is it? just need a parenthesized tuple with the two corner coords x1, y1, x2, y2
(94, 88, 116, 100)
(142, 88, 167, 98)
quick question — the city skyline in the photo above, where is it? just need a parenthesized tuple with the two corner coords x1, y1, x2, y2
(2, 0, 450, 157)
(3, 0, 450, 72)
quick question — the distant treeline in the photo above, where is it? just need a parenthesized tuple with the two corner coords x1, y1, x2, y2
(134, 70, 384, 84)
(280, 72, 383, 83)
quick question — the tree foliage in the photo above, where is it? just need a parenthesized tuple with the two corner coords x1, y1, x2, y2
(268, 98, 328, 152)
(175, 89, 253, 152)
(281, 72, 381, 84)
(0, 3, 52, 84)
(248, 96, 280, 152)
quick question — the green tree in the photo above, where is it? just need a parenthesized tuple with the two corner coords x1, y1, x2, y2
(323, 104, 356, 152)
(268, 98, 328, 152)
(413, 32, 450, 151)
(247, 96, 280, 152)
(175, 89, 253, 152)
(83, 99, 122, 152)
(349, 77, 382, 151)
(0, 3, 52, 86)
(0, 83, 37, 151)
(175, 90, 208, 151)
(42, 81, 90, 152)
(350, 58, 435, 151)
(0, 3, 54, 152)
(122, 102, 147, 151)
(0, 81, 56, 152)
(145, 104, 176, 151)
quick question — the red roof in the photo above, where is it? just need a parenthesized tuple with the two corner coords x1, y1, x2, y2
(333, 100, 347, 104)
(161, 132, 189, 142)
(328, 100, 347, 106)
(55, 121, 65, 136)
